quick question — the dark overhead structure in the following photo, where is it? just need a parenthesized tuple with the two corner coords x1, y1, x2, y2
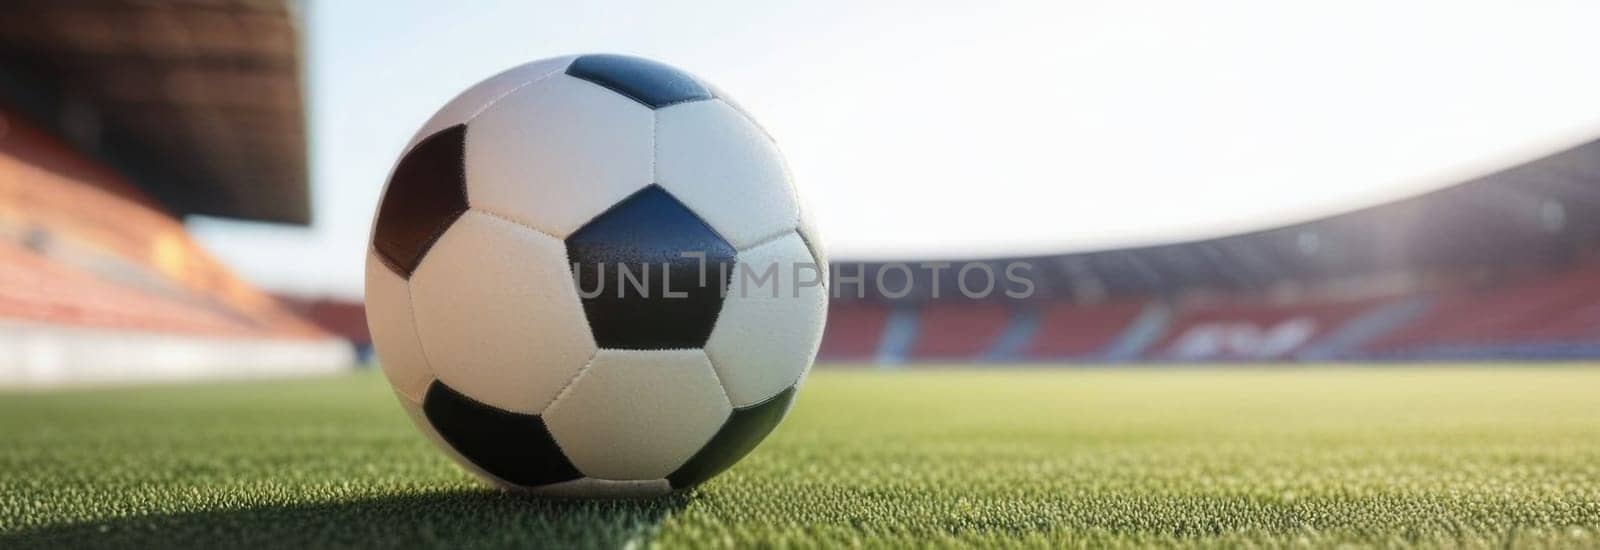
(0, 0, 310, 224)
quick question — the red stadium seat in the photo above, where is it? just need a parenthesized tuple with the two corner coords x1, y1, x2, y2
(1023, 301, 1145, 360)
(1366, 267, 1600, 353)
(906, 302, 1010, 361)
(816, 301, 891, 361)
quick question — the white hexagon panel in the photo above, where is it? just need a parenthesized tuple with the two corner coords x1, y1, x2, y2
(654, 99, 800, 249)
(402, 55, 577, 154)
(408, 210, 597, 415)
(465, 73, 654, 239)
(705, 232, 828, 408)
(543, 349, 731, 480)
(364, 251, 432, 404)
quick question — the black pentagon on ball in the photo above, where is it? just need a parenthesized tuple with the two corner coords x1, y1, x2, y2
(422, 381, 583, 487)
(372, 125, 469, 278)
(668, 386, 797, 489)
(566, 185, 735, 350)
(565, 54, 714, 109)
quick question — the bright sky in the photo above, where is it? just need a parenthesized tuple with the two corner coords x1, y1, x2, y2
(190, 0, 1600, 299)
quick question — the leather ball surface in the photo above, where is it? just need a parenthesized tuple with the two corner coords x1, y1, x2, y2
(364, 54, 827, 497)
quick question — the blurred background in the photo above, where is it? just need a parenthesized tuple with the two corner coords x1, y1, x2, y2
(2, 0, 1599, 387)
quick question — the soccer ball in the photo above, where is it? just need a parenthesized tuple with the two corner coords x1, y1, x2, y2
(364, 54, 827, 497)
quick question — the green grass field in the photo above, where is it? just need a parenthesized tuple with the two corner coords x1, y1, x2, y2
(3, 367, 1599, 548)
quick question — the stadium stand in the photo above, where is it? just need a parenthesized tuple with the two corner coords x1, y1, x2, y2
(1362, 266, 1600, 359)
(0, 2, 352, 386)
(817, 136, 1600, 363)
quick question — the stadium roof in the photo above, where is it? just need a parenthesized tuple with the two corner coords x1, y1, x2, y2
(0, 0, 309, 224)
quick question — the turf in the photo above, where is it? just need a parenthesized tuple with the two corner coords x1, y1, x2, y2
(2, 367, 1599, 548)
